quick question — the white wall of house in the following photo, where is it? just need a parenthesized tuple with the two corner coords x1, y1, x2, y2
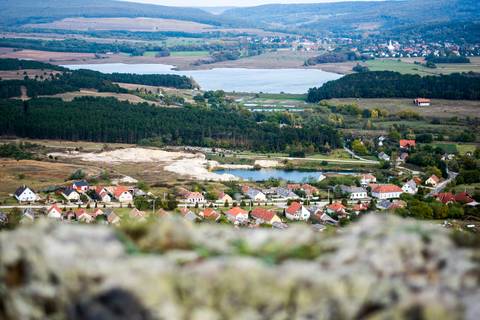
(372, 191, 402, 200)
(15, 189, 38, 202)
(350, 192, 368, 200)
(117, 192, 133, 203)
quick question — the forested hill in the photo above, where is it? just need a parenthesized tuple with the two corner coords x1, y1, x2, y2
(0, 58, 66, 71)
(0, 97, 341, 152)
(222, 0, 479, 36)
(307, 72, 480, 103)
(0, 0, 232, 27)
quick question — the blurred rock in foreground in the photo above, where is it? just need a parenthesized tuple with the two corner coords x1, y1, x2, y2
(1, 215, 479, 320)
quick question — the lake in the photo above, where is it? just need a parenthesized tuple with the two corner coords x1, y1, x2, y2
(215, 168, 354, 183)
(63, 63, 342, 94)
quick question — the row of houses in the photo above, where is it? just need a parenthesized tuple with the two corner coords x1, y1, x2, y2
(21, 205, 121, 225)
(14, 181, 136, 204)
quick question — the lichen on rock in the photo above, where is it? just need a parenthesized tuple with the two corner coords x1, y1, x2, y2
(0, 215, 479, 320)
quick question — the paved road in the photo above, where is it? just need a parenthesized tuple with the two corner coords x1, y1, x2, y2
(427, 171, 458, 197)
(343, 146, 379, 163)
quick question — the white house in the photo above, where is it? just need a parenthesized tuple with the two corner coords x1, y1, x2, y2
(402, 180, 418, 195)
(340, 186, 368, 200)
(359, 174, 377, 187)
(61, 188, 80, 202)
(75, 209, 93, 223)
(47, 204, 62, 219)
(378, 152, 390, 161)
(72, 180, 89, 193)
(285, 202, 310, 221)
(14, 186, 39, 203)
(226, 207, 249, 224)
(114, 186, 133, 203)
(218, 192, 233, 204)
(185, 192, 205, 204)
(246, 188, 267, 202)
(372, 185, 403, 200)
(425, 175, 441, 187)
(95, 186, 111, 203)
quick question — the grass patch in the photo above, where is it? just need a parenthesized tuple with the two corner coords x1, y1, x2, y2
(170, 51, 209, 57)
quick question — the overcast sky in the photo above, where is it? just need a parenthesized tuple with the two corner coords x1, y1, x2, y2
(122, 0, 381, 8)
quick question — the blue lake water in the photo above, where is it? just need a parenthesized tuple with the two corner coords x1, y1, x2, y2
(215, 168, 354, 183)
(63, 63, 342, 94)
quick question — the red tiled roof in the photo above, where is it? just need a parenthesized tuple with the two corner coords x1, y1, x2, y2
(286, 202, 302, 214)
(251, 208, 276, 221)
(436, 192, 455, 204)
(454, 192, 474, 204)
(75, 209, 88, 218)
(352, 203, 368, 211)
(415, 98, 431, 103)
(186, 192, 203, 199)
(287, 184, 301, 190)
(400, 139, 416, 148)
(114, 186, 130, 198)
(227, 207, 248, 216)
(428, 175, 440, 183)
(328, 202, 346, 212)
(372, 185, 403, 193)
(202, 208, 220, 219)
(48, 204, 61, 213)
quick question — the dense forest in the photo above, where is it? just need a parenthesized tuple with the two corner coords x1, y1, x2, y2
(0, 97, 341, 152)
(425, 56, 471, 64)
(0, 63, 195, 98)
(307, 71, 480, 102)
(0, 38, 169, 56)
(304, 52, 370, 66)
(0, 58, 66, 71)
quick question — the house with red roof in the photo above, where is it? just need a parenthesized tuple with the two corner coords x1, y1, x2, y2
(75, 209, 93, 223)
(352, 203, 368, 214)
(359, 174, 377, 187)
(92, 208, 104, 218)
(371, 184, 403, 200)
(129, 208, 146, 220)
(285, 201, 310, 221)
(425, 175, 441, 187)
(226, 207, 249, 224)
(47, 204, 62, 219)
(435, 192, 456, 204)
(414, 98, 431, 107)
(95, 186, 111, 203)
(326, 202, 347, 215)
(114, 186, 133, 203)
(200, 208, 221, 221)
(454, 192, 474, 204)
(218, 192, 233, 204)
(250, 208, 281, 225)
(399, 139, 416, 149)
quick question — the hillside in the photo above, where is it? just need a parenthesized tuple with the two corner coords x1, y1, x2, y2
(222, 0, 480, 36)
(0, 0, 232, 27)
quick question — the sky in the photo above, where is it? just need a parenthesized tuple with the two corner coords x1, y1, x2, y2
(122, 0, 380, 8)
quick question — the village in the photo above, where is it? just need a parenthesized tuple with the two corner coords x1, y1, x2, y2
(3, 135, 477, 230)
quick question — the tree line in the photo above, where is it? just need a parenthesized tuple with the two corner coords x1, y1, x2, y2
(307, 71, 480, 102)
(0, 66, 195, 99)
(0, 97, 341, 152)
(0, 58, 66, 71)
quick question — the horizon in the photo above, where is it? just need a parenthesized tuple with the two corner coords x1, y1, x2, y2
(120, 0, 385, 8)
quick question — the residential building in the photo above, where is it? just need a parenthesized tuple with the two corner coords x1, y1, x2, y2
(95, 186, 111, 203)
(425, 175, 441, 187)
(414, 98, 431, 107)
(75, 209, 93, 223)
(359, 174, 377, 187)
(371, 185, 403, 200)
(402, 179, 418, 194)
(275, 187, 298, 199)
(47, 204, 62, 219)
(226, 207, 249, 223)
(246, 188, 267, 202)
(400, 139, 416, 149)
(352, 203, 368, 214)
(130, 208, 147, 220)
(114, 186, 133, 203)
(285, 202, 310, 221)
(185, 192, 205, 204)
(72, 180, 89, 193)
(339, 186, 368, 200)
(435, 192, 455, 204)
(105, 209, 120, 225)
(250, 208, 281, 225)
(179, 208, 200, 222)
(14, 186, 38, 203)
(454, 192, 475, 204)
(200, 208, 221, 221)
(61, 188, 80, 202)
(378, 152, 390, 161)
(218, 192, 233, 204)
(326, 202, 347, 216)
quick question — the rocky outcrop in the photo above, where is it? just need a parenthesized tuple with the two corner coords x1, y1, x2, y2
(0, 216, 479, 320)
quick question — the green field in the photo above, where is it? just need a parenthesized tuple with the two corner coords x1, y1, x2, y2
(366, 57, 480, 76)
(428, 143, 478, 155)
(366, 60, 436, 76)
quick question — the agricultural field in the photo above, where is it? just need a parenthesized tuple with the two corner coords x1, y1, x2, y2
(365, 57, 480, 76)
(170, 51, 210, 57)
(324, 98, 480, 119)
(40, 89, 163, 106)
